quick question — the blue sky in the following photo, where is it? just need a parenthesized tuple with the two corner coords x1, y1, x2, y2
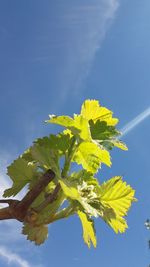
(0, 0, 150, 266)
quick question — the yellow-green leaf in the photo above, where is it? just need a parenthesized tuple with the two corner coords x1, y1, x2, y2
(22, 224, 48, 245)
(78, 210, 97, 248)
(46, 115, 74, 128)
(31, 137, 61, 177)
(47, 114, 91, 141)
(73, 114, 91, 141)
(59, 180, 80, 200)
(73, 142, 111, 173)
(81, 99, 118, 126)
(99, 176, 135, 233)
(3, 158, 36, 197)
(112, 140, 128, 151)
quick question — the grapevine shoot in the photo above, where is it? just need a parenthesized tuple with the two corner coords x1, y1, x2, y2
(0, 99, 136, 247)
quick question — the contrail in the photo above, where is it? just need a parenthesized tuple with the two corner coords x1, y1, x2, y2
(120, 107, 150, 137)
(0, 246, 31, 267)
(53, 0, 119, 110)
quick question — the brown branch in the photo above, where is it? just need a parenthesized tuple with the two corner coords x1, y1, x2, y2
(35, 183, 61, 212)
(15, 169, 55, 220)
(0, 169, 55, 222)
(0, 200, 20, 220)
(0, 199, 18, 205)
(0, 207, 14, 220)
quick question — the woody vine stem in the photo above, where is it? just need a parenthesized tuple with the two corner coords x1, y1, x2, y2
(0, 169, 56, 222)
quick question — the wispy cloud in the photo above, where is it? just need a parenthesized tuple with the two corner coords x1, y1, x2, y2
(0, 246, 33, 267)
(121, 107, 150, 137)
(53, 0, 120, 108)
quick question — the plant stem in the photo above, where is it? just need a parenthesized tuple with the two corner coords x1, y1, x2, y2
(0, 170, 55, 222)
(0, 199, 18, 205)
(16, 169, 55, 219)
(35, 183, 61, 212)
(0, 207, 14, 220)
(44, 204, 75, 224)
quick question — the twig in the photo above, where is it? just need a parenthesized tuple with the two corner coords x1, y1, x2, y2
(0, 207, 14, 220)
(16, 169, 55, 220)
(35, 183, 61, 212)
(0, 199, 18, 205)
(0, 169, 55, 222)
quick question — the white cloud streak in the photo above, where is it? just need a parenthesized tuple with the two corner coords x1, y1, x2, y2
(121, 107, 150, 137)
(0, 246, 32, 267)
(53, 0, 120, 108)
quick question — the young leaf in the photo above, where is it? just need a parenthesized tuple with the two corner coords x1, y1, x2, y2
(21, 148, 34, 163)
(3, 158, 36, 197)
(100, 139, 128, 152)
(70, 170, 99, 187)
(22, 223, 48, 245)
(47, 114, 91, 141)
(99, 176, 136, 233)
(31, 137, 60, 177)
(111, 140, 128, 151)
(78, 210, 97, 248)
(72, 114, 91, 141)
(46, 115, 74, 128)
(89, 120, 120, 141)
(48, 133, 73, 155)
(59, 180, 80, 200)
(81, 99, 118, 126)
(73, 142, 111, 174)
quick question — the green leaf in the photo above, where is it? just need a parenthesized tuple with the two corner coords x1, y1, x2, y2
(73, 114, 91, 141)
(89, 120, 120, 141)
(78, 210, 97, 248)
(89, 120, 128, 152)
(99, 176, 135, 233)
(47, 114, 91, 141)
(48, 133, 73, 154)
(3, 158, 36, 197)
(60, 180, 80, 200)
(34, 133, 73, 156)
(70, 170, 99, 187)
(73, 142, 111, 173)
(46, 115, 74, 128)
(31, 137, 60, 177)
(21, 148, 34, 163)
(81, 99, 119, 126)
(22, 223, 48, 245)
(99, 139, 128, 152)
(112, 140, 128, 151)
